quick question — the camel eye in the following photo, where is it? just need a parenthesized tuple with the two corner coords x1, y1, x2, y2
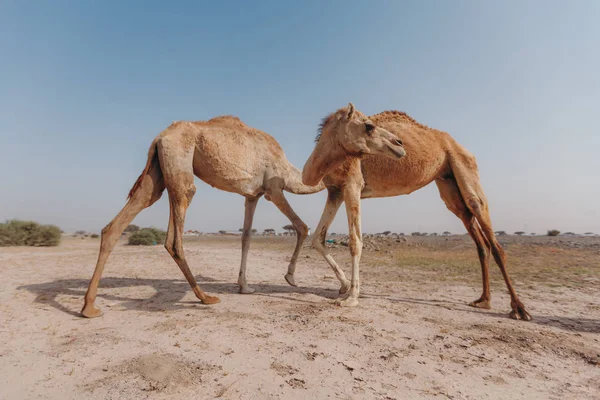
(365, 123, 375, 134)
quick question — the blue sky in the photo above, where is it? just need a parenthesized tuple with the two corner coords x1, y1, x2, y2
(1, 1, 599, 235)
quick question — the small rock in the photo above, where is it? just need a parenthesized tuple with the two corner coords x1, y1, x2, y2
(342, 360, 360, 371)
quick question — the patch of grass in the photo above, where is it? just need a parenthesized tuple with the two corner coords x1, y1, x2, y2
(0, 220, 62, 247)
(362, 243, 600, 289)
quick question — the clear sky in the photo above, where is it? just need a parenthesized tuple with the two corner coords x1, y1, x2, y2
(1, 1, 599, 235)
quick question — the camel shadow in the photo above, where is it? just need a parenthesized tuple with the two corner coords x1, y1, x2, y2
(17, 275, 339, 317)
(18, 278, 599, 333)
(362, 294, 600, 334)
(526, 315, 600, 334)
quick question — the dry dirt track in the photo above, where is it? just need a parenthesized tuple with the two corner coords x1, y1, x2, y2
(0, 236, 599, 399)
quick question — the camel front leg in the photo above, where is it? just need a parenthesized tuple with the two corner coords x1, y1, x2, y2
(238, 195, 261, 294)
(336, 184, 362, 307)
(311, 188, 350, 294)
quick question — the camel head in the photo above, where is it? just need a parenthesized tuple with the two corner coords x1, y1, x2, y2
(323, 103, 405, 159)
(302, 103, 406, 186)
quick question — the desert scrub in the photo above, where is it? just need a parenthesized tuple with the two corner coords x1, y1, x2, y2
(128, 227, 167, 246)
(547, 230, 560, 237)
(0, 220, 62, 247)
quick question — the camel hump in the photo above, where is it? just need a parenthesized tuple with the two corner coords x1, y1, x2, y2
(207, 115, 242, 124)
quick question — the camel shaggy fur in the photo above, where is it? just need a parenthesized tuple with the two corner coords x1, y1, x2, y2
(302, 103, 531, 321)
(81, 116, 323, 318)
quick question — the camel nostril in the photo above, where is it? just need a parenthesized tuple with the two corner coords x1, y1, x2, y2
(394, 139, 403, 146)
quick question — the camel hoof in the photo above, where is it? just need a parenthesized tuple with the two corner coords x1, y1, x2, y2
(284, 273, 297, 287)
(201, 295, 220, 305)
(81, 305, 103, 318)
(339, 280, 351, 295)
(469, 298, 491, 310)
(509, 306, 532, 321)
(239, 286, 256, 294)
(335, 296, 359, 307)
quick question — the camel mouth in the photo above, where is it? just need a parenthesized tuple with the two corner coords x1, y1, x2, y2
(387, 145, 406, 159)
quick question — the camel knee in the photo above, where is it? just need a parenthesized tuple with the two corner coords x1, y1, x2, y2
(466, 196, 483, 214)
(491, 243, 505, 259)
(181, 185, 196, 206)
(164, 242, 174, 257)
(146, 188, 164, 207)
(100, 223, 112, 237)
(476, 243, 490, 260)
(312, 235, 325, 253)
(164, 241, 182, 261)
(349, 238, 362, 256)
(296, 222, 309, 239)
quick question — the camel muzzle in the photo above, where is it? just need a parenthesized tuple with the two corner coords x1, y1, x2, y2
(388, 145, 406, 159)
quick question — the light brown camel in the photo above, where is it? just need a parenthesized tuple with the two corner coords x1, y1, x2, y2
(81, 116, 324, 318)
(302, 103, 531, 321)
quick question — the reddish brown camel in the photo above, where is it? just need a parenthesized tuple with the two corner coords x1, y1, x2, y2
(302, 103, 531, 321)
(81, 116, 324, 318)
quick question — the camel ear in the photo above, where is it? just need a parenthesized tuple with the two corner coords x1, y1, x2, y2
(345, 103, 355, 120)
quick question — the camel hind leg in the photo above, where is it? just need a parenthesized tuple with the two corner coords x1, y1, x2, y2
(159, 140, 220, 305)
(267, 189, 309, 287)
(450, 156, 531, 321)
(81, 161, 165, 318)
(436, 178, 492, 309)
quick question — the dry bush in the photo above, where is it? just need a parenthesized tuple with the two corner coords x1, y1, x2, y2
(0, 220, 62, 247)
(547, 230, 560, 237)
(128, 227, 167, 246)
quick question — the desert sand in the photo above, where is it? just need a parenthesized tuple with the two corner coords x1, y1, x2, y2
(0, 235, 598, 399)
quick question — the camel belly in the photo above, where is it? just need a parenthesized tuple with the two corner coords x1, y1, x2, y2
(192, 146, 265, 196)
(361, 181, 430, 199)
(360, 154, 446, 199)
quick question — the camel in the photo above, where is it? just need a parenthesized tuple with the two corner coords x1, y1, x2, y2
(81, 116, 324, 318)
(302, 103, 531, 321)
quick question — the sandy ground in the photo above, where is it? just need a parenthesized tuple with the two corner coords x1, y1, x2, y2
(0, 235, 599, 399)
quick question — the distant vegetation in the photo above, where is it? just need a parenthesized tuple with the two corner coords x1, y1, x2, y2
(128, 227, 167, 246)
(514, 231, 525, 236)
(0, 220, 62, 247)
(547, 230, 560, 237)
(125, 224, 140, 233)
(495, 231, 507, 236)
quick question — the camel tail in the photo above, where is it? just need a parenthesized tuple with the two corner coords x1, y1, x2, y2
(127, 138, 160, 199)
(284, 163, 326, 195)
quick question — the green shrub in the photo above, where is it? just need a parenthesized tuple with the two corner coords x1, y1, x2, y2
(0, 220, 62, 247)
(124, 224, 140, 233)
(547, 230, 560, 237)
(128, 227, 167, 246)
(91, 233, 99, 238)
